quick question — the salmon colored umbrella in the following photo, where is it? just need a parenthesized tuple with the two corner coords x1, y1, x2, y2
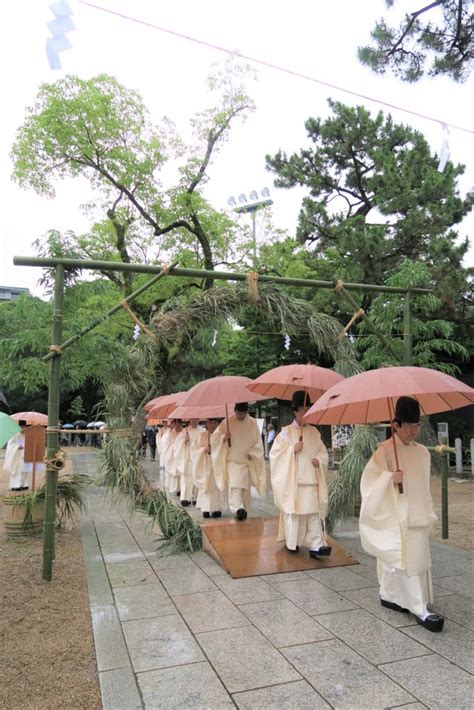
(304, 366, 474, 494)
(171, 404, 227, 420)
(11, 411, 48, 426)
(178, 376, 268, 445)
(304, 366, 474, 426)
(147, 392, 187, 419)
(144, 395, 166, 412)
(248, 363, 345, 402)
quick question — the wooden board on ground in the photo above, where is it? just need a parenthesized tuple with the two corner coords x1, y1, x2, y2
(202, 516, 359, 578)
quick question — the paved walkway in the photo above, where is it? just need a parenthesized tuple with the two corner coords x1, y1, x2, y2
(74, 452, 473, 709)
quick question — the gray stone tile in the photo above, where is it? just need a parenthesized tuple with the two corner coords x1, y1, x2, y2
(114, 583, 175, 621)
(123, 615, 205, 672)
(196, 626, 301, 693)
(214, 575, 284, 605)
(316, 609, 429, 664)
(341, 587, 417, 628)
(430, 593, 474, 630)
(432, 583, 457, 598)
(393, 705, 427, 709)
(434, 574, 474, 598)
(283, 639, 415, 709)
(188, 550, 228, 576)
(173, 590, 250, 633)
(156, 565, 218, 596)
(380, 653, 474, 710)
(402, 618, 474, 673)
(83, 554, 115, 606)
(306, 566, 377, 591)
(233, 679, 330, 709)
(102, 549, 146, 564)
(261, 571, 311, 584)
(137, 661, 234, 709)
(91, 604, 130, 671)
(146, 551, 197, 571)
(431, 558, 472, 579)
(239, 598, 333, 647)
(106, 559, 157, 588)
(99, 667, 142, 710)
(273, 578, 357, 615)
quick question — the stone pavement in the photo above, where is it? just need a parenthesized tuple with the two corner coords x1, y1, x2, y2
(74, 452, 473, 710)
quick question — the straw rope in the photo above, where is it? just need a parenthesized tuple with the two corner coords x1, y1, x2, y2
(49, 344, 63, 355)
(334, 279, 344, 292)
(247, 272, 259, 304)
(161, 263, 170, 274)
(337, 308, 365, 339)
(120, 299, 157, 339)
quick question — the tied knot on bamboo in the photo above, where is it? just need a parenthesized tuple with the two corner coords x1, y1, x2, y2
(334, 279, 344, 293)
(49, 344, 62, 355)
(160, 263, 170, 274)
(247, 271, 259, 304)
(435, 444, 446, 456)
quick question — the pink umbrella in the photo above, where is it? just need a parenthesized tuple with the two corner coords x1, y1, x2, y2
(178, 376, 268, 445)
(147, 392, 187, 419)
(304, 366, 474, 493)
(248, 363, 345, 402)
(171, 404, 227, 420)
(11, 411, 48, 426)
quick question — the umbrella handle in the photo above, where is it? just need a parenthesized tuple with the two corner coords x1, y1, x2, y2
(388, 399, 403, 494)
(225, 404, 231, 447)
(207, 430, 211, 454)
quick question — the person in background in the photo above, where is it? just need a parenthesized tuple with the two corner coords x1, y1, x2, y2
(4, 420, 29, 491)
(191, 418, 224, 519)
(270, 391, 330, 557)
(146, 426, 157, 461)
(359, 396, 444, 632)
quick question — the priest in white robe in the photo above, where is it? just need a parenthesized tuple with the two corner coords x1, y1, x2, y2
(270, 391, 331, 557)
(4, 420, 28, 490)
(162, 420, 181, 495)
(191, 418, 224, 518)
(175, 419, 201, 506)
(211, 403, 266, 520)
(359, 396, 444, 632)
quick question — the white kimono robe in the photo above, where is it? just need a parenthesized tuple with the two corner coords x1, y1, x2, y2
(162, 429, 179, 493)
(359, 435, 437, 616)
(191, 429, 224, 513)
(270, 422, 328, 550)
(211, 415, 266, 513)
(4, 433, 27, 489)
(175, 426, 200, 502)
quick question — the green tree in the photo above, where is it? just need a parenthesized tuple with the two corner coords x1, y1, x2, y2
(358, 0, 474, 82)
(356, 259, 470, 373)
(11, 61, 255, 292)
(266, 99, 472, 319)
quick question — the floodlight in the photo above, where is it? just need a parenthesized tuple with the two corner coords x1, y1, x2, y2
(238, 193, 248, 204)
(249, 190, 258, 201)
(261, 187, 270, 197)
(227, 196, 237, 207)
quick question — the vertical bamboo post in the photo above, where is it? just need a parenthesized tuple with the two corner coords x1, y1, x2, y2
(441, 454, 449, 539)
(42, 265, 64, 581)
(403, 291, 413, 366)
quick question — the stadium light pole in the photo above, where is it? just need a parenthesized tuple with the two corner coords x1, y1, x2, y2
(227, 188, 273, 266)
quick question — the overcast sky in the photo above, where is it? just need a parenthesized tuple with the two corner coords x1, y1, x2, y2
(1, 0, 473, 297)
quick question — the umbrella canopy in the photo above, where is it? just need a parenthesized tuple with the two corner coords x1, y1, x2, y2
(147, 392, 187, 419)
(73, 419, 88, 427)
(0, 412, 21, 447)
(62, 423, 75, 429)
(248, 363, 345, 402)
(11, 411, 48, 426)
(304, 366, 474, 426)
(178, 376, 268, 408)
(144, 396, 164, 412)
(171, 404, 227, 420)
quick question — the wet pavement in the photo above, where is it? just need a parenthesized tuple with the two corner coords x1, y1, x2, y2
(73, 451, 473, 709)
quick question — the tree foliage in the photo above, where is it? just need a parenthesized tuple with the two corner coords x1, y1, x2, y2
(266, 99, 472, 318)
(11, 61, 256, 291)
(358, 0, 474, 82)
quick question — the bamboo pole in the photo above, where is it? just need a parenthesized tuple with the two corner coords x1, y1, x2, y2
(42, 261, 178, 361)
(43, 265, 64, 581)
(13, 256, 432, 295)
(403, 292, 413, 366)
(426, 444, 454, 540)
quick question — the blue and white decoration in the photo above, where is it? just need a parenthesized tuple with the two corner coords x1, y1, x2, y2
(46, 0, 75, 70)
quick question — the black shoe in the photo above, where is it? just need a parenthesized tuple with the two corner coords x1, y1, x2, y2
(286, 545, 300, 553)
(192, 500, 197, 506)
(235, 508, 247, 521)
(380, 598, 409, 614)
(203, 512, 211, 518)
(212, 511, 222, 518)
(309, 546, 332, 558)
(20, 486, 29, 490)
(10, 487, 21, 491)
(181, 500, 191, 507)
(416, 613, 444, 632)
